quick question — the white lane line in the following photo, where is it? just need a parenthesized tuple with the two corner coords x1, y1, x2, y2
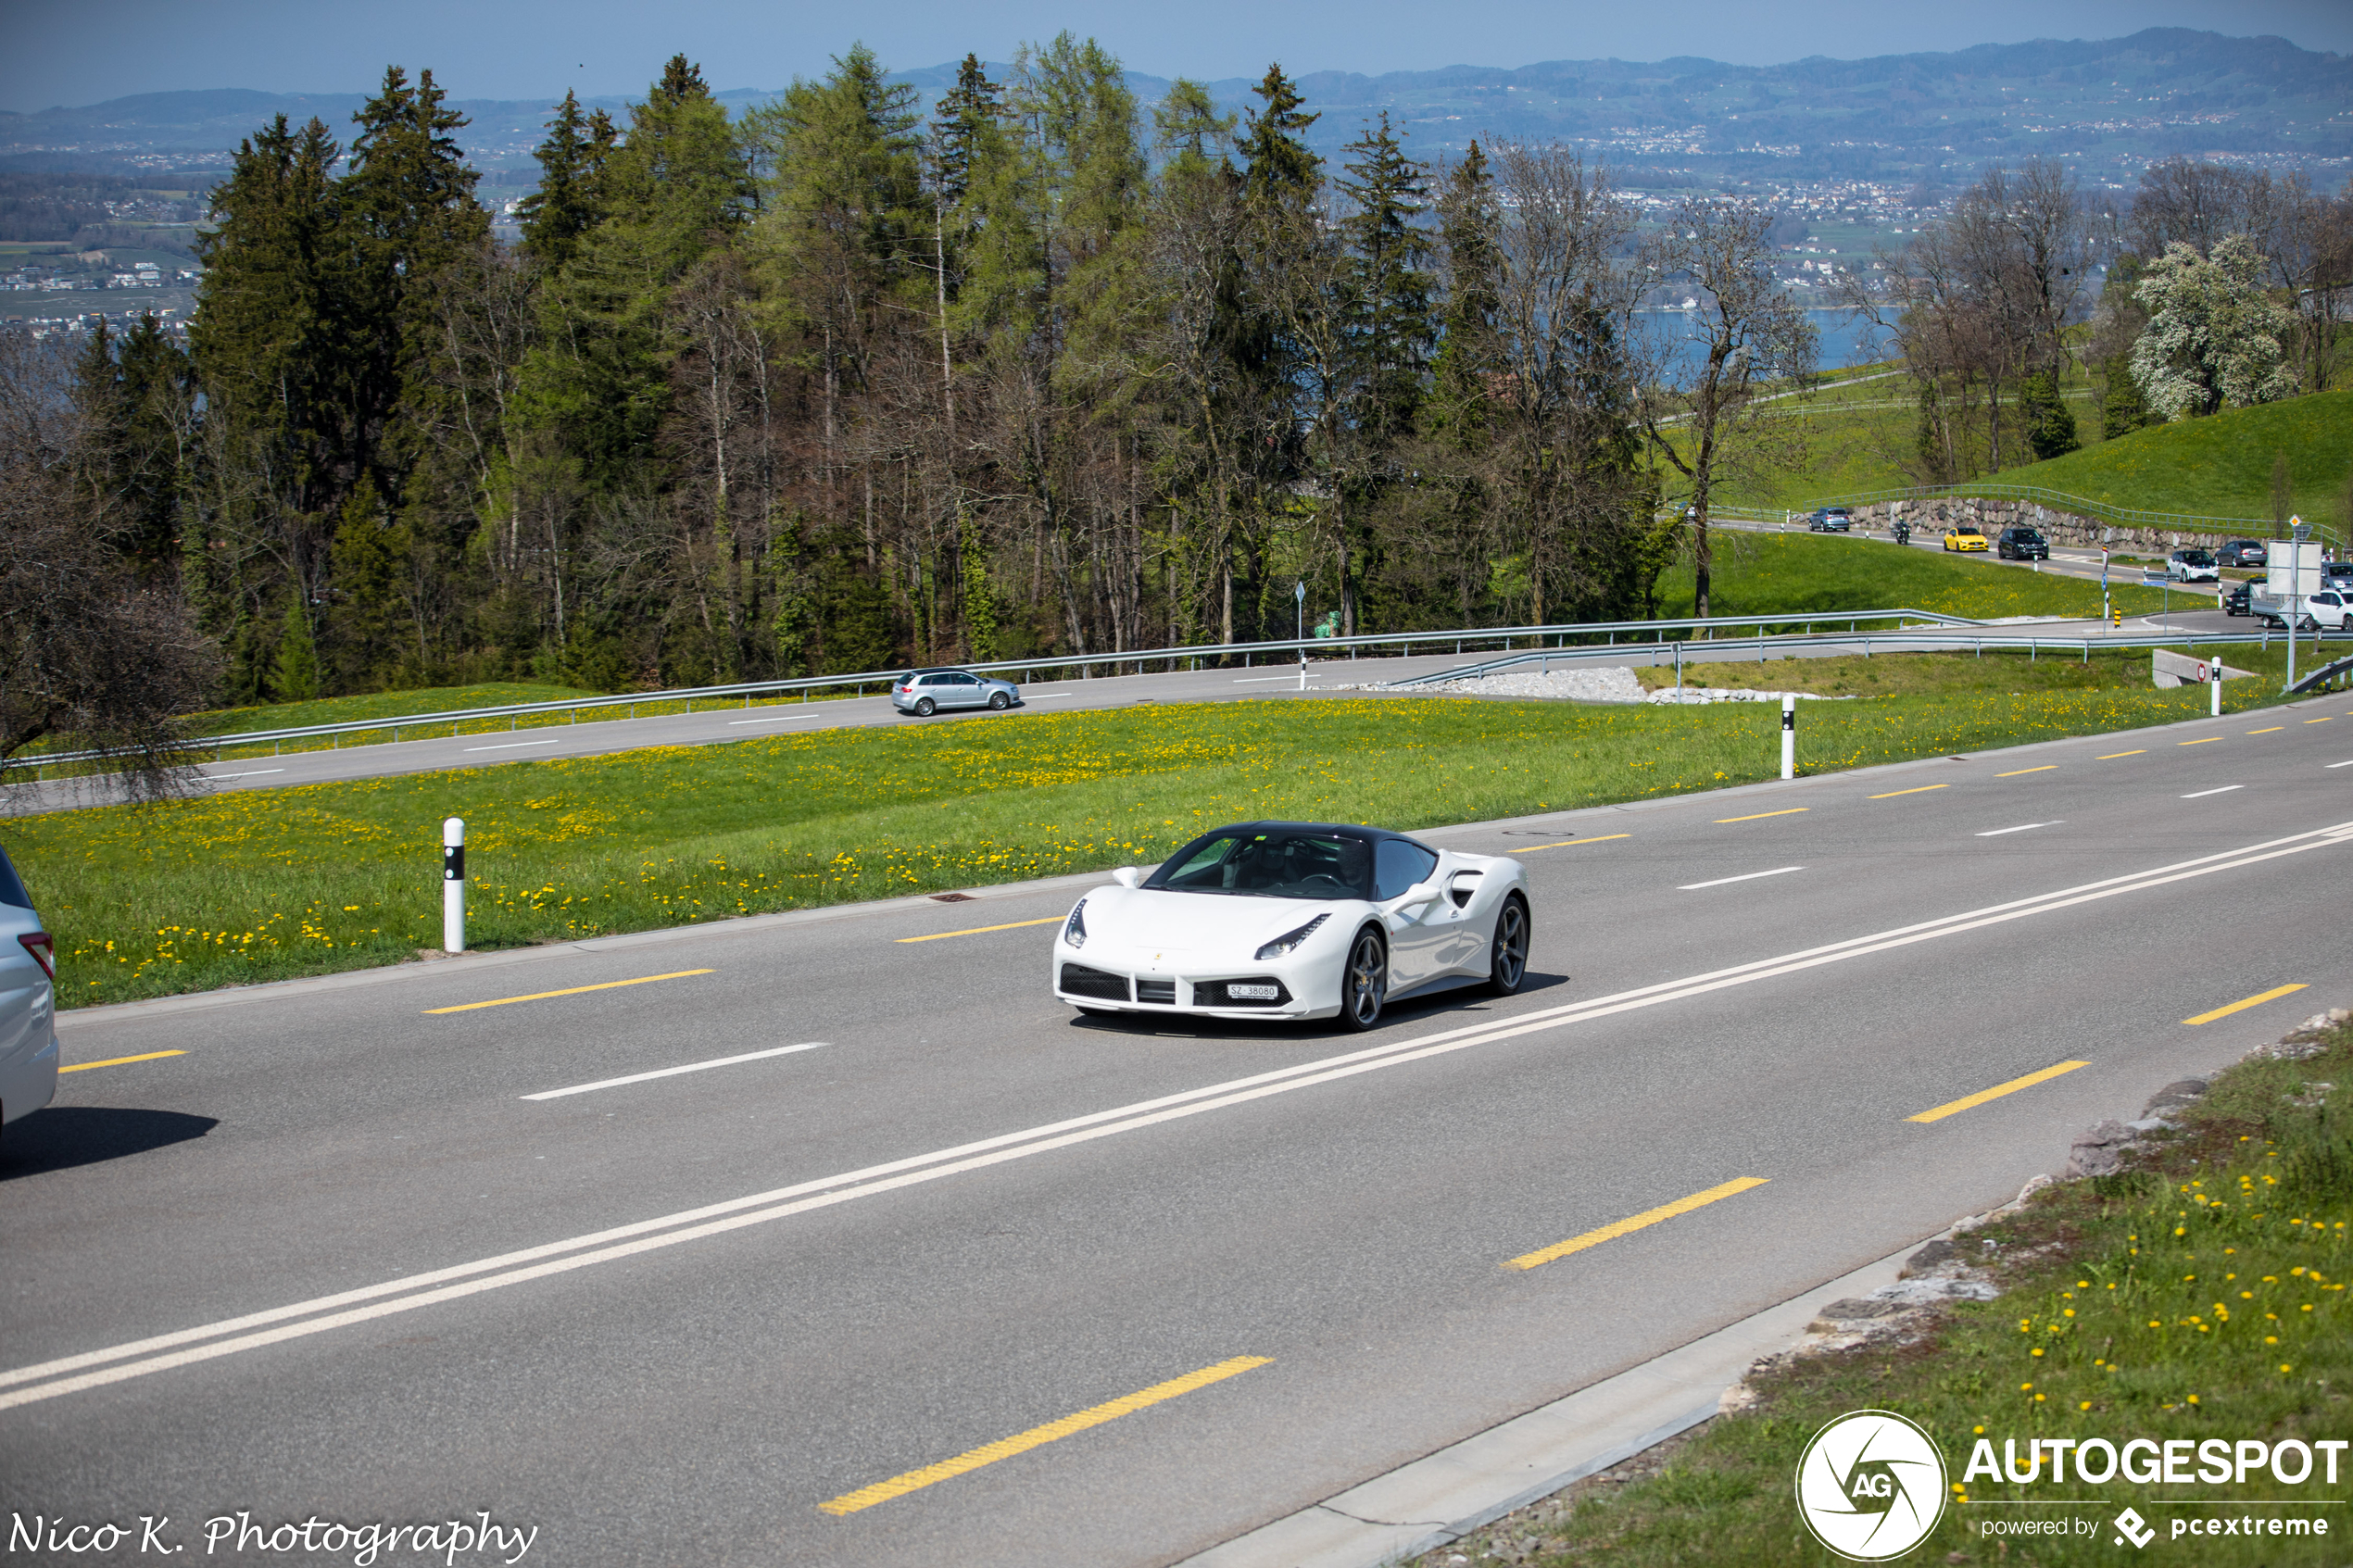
(1232, 674, 1316, 684)
(12, 820, 2353, 1411)
(727, 713, 815, 726)
(202, 768, 285, 779)
(2329, 761, 2353, 770)
(2182, 785, 2244, 799)
(522, 1041, 827, 1100)
(463, 738, 562, 752)
(1678, 866, 1805, 890)
(1977, 822, 2062, 837)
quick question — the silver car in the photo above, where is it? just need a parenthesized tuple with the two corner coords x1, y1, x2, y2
(889, 667, 1024, 718)
(0, 844, 59, 1139)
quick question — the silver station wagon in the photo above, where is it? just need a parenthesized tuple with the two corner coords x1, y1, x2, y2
(890, 668, 1024, 718)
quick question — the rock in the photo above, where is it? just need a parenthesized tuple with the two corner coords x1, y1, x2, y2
(1870, 1277, 1999, 1304)
(2142, 1079, 2208, 1117)
(1899, 1238, 1958, 1278)
(2064, 1120, 2135, 1178)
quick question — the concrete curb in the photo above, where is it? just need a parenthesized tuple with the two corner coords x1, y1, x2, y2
(1174, 1243, 1917, 1568)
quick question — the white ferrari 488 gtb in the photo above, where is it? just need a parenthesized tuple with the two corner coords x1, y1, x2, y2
(1051, 822, 1531, 1031)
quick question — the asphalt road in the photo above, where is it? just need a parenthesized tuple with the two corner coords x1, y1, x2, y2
(7, 695, 2353, 1564)
(1, 589, 2279, 817)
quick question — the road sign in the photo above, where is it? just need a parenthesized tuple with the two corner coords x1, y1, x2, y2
(2142, 571, 2170, 587)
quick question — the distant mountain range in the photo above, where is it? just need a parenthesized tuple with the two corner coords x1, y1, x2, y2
(0, 28, 2344, 195)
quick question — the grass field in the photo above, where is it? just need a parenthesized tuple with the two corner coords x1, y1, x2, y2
(1436, 1022, 2353, 1566)
(1688, 370, 2353, 533)
(1996, 389, 2353, 531)
(6, 659, 2291, 1008)
(1652, 532, 2177, 621)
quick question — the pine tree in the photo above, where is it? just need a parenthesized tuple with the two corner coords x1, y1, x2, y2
(927, 55, 1002, 209)
(2020, 370, 2079, 460)
(272, 596, 321, 700)
(1339, 112, 1432, 444)
(1427, 141, 1501, 449)
(521, 56, 754, 489)
(343, 66, 493, 499)
(1239, 65, 1320, 208)
(519, 91, 615, 270)
(192, 114, 352, 521)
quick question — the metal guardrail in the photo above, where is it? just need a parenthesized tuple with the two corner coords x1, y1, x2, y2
(1390, 624, 2348, 688)
(1790, 482, 2330, 545)
(2288, 654, 2353, 696)
(3, 608, 1990, 775)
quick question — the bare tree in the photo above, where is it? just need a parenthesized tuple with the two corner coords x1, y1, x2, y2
(0, 336, 217, 801)
(1638, 197, 1818, 618)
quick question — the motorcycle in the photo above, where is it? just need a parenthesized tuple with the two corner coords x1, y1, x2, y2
(1892, 521, 1912, 546)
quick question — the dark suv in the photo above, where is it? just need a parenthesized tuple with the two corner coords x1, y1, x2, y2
(2217, 539, 2270, 569)
(1994, 527, 2048, 561)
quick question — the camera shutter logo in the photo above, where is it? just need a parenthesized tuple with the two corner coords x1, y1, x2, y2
(1794, 1410, 1947, 1561)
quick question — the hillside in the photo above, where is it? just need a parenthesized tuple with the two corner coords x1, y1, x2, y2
(1992, 390, 2353, 528)
(2, 29, 2343, 191)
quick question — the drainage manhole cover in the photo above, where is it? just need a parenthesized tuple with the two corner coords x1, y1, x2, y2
(929, 892, 976, 903)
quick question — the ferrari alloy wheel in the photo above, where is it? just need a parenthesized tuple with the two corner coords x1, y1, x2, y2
(1487, 895, 1529, 997)
(1339, 928, 1386, 1032)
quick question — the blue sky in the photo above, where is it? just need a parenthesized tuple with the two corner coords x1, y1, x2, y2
(2, 0, 2345, 112)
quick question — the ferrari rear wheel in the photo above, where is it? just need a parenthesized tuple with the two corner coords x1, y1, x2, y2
(1338, 929, 1386, 1032)
(1486, 895, 1529, 997)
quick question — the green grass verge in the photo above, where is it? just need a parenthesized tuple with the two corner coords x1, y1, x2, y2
(1447, 1023, 2353, 1566)
(191, 684, 600, 736)
(6, 669, 2287, 1008)
(1997, 390, 2353, 532)
(1655, 532, 2179, 621)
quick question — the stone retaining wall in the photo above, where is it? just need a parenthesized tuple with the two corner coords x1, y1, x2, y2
(1848, 497, 2244, 553)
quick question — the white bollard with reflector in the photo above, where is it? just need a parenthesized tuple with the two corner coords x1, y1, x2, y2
(442, 817, 466, 954)
(1780, 695, 1796, 780)
(2210, 656, 2223, 717)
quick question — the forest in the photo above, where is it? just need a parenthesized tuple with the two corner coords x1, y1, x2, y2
(4, 38, 2347, 762)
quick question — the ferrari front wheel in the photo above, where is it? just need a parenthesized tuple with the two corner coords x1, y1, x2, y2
(1337, 929, 1386, 1032)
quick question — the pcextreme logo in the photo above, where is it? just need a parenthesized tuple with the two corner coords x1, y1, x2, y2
(1795, 1410, 1949, 1562)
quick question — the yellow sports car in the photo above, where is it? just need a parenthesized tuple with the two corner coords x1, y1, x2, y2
(1943, 527, 1989, 553)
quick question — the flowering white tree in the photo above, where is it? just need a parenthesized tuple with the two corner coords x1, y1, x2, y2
(2130, 234, 2297, 419)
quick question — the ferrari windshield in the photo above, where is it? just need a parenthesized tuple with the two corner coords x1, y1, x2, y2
(1146, 828, 1373, 899)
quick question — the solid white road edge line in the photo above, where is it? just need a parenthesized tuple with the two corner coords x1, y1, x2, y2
(2329, 760, 2353, 770)
(201, 768, 286, 779)
(7, 820, 2352, 1410)
(1976, 822, 2062, 836)
(1677, 866, 1804, 891)
(726, 714, 817, 727)
(461, 738, 562, 752)
(2182, 785, 2245, 799)
(521, 1041, 829, 1100)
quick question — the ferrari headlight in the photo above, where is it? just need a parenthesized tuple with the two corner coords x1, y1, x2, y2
(1063, 898, 1088, 948)
(1255, 913, 1327, 960)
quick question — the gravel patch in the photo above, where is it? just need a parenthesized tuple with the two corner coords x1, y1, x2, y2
(1339, 666, 1848, 705)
